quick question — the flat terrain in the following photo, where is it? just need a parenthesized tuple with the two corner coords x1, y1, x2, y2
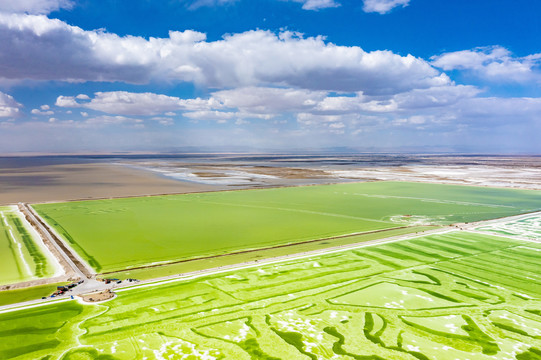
(106, 225, 435, 281)
(125, 154, 541, 189)
(0, 206, 57, 286)
(3, 154, 541, 206)
(1, 231, 539, 359)
(33, 181, 541, 273)
(0, 158, 215, 205)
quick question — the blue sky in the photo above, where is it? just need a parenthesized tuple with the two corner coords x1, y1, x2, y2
(0, 0, 540, 153)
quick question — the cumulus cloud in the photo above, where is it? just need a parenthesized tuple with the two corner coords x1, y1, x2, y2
(55, 88, 325, 122)
(4, 90, 541, 152)
(432, 46, 541, 83)
(55, 96, 80, 107)
(211, 87, 327, 114)
(49, 83, 536, 143)
(0, 0, 73, 14)
(66, 92, 186, 116)
(0, 91, 22, 118)
(0, 13, 448, 95)
(389, 95, 541, 131)
(362, 0, 410, 14)
(54, 84, 484, 127)
(0, 13, 153, 83)
(210, 84, 479, 117)
(211, 84, 482, 126)
(31, 108, 54, 115)
(56, 91, 221, 116)
(294, 94, 541, 141)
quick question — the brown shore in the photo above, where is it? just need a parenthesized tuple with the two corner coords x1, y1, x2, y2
(0, 162, 217, 205)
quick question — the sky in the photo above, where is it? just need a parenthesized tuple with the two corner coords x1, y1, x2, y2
(0, 0, 540, 154)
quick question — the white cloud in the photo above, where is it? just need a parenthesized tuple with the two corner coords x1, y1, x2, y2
(455, 97, 541, 120)
(3, 92, 541, 152)
(150, 117, 175, 126)
(186, 0, 338, 11)
(212, 87, 327, 114)
(53, 84, 486, 132)
(297, 113, 345, 125)
(84, 115, 143, 127)
(49, 82, 538, 143)
(211, 87, 393, 116)
(0, 13, 448, 95)
(362, 0, 410, 14)
(55, 88, 320, 120)
(312, 93, 398, 113)
(0, 13, 154, 83)
(393, 115, 431, 126)
(56, 91, 221, 116)
(251, 84, 480, 116)
(290, 84, 537, 133)
(392, 85, 481, 109)
(432, 46, 541, 83)
(75, 92, 185, 116)
(289, 0, 340, 10)
(186, 0, 239, 10)
(384, 95, 541, 131)
(183, 110, 236, 121)
(40, 104, 50, 110)
(183, 108, 274, 123)
(0, 0, 73, 14)
(0, 91, 22, 118)
(55, 95, 79, 107)
(31, 108, 54, 115)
